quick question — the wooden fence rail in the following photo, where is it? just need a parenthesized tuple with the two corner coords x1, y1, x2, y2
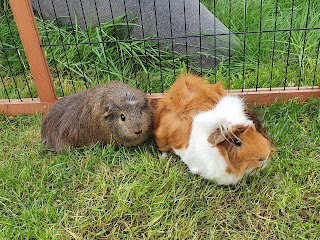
(0, 0, 319, 116)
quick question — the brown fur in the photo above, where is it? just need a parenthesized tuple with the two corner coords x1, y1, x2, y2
(208, 124, 274, 177)
(41, 81, 153, 152)
(154, 73, 226, 151)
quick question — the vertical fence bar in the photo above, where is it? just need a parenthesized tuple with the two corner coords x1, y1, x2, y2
(284, 0, 295, 90)
(256, 0, 263, 91)
(35, 0, 66, 96)
(228, 0, 232, 89)
(152, 0, 164, 92)
(242, 0, 248, 91)
(137, 0, 151, 94)
(168, 0, 176, 79)
(270, 0, 279, 90)
(298, 0, 311, 89)
(198, 0, 203, 74)
(9, 0, 57, 103)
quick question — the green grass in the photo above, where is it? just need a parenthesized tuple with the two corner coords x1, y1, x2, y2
(1, 0, 320, 100)
(1, 1, 319, 239)
(0, 99, 319, 239)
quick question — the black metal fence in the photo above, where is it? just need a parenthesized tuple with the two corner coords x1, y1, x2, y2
(0, 1, 36, 101)
(1, 0, 319, 100)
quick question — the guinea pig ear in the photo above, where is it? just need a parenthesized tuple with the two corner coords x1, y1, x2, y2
(235, 124, 255, 135)
(207, 129, 226, 146)
(102, 102, 115, 118)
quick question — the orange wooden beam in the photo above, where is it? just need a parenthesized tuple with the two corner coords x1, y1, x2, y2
(9, 0, 57, 102)
(0, 99, 53, 116)
(148, 86, 320, 108)
(229, 86, 320, 106)
(1, 87, 318, 116)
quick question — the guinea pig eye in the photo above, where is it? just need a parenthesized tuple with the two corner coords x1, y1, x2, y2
(120, 114, 126, 122)
(233, 139, 242, 147)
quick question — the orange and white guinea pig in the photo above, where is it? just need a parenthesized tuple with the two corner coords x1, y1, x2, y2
(154, 73, 274, 185)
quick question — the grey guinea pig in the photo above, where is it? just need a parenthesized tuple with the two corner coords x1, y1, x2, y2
(41, 81, 153, 152)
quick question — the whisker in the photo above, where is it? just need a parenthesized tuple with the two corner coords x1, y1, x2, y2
(219, 125, 234, 145)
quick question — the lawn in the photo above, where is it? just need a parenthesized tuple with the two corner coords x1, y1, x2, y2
(0, 1, 320, 238)
(0, 98, 319, 239)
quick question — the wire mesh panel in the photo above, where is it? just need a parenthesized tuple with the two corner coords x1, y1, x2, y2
(0, 1, 36, 101)
(32, 0, 192, 96)
(31, 0, 320, 97)
(202, 0, 320, 91)
(1, 0, 320, 101)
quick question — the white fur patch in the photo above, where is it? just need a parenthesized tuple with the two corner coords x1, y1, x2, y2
(174, 95, 251, 185)
(161, 152, 168, 159)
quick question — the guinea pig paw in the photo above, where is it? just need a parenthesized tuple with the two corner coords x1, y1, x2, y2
(160, 152, 168, 159)
(189, 166, 200, 174)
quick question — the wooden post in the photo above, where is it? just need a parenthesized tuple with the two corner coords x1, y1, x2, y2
(9, 0, 57, 102)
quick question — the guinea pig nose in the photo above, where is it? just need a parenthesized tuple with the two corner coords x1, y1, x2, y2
(259, 157, 266, 162)
(135, 130, 143, 135)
